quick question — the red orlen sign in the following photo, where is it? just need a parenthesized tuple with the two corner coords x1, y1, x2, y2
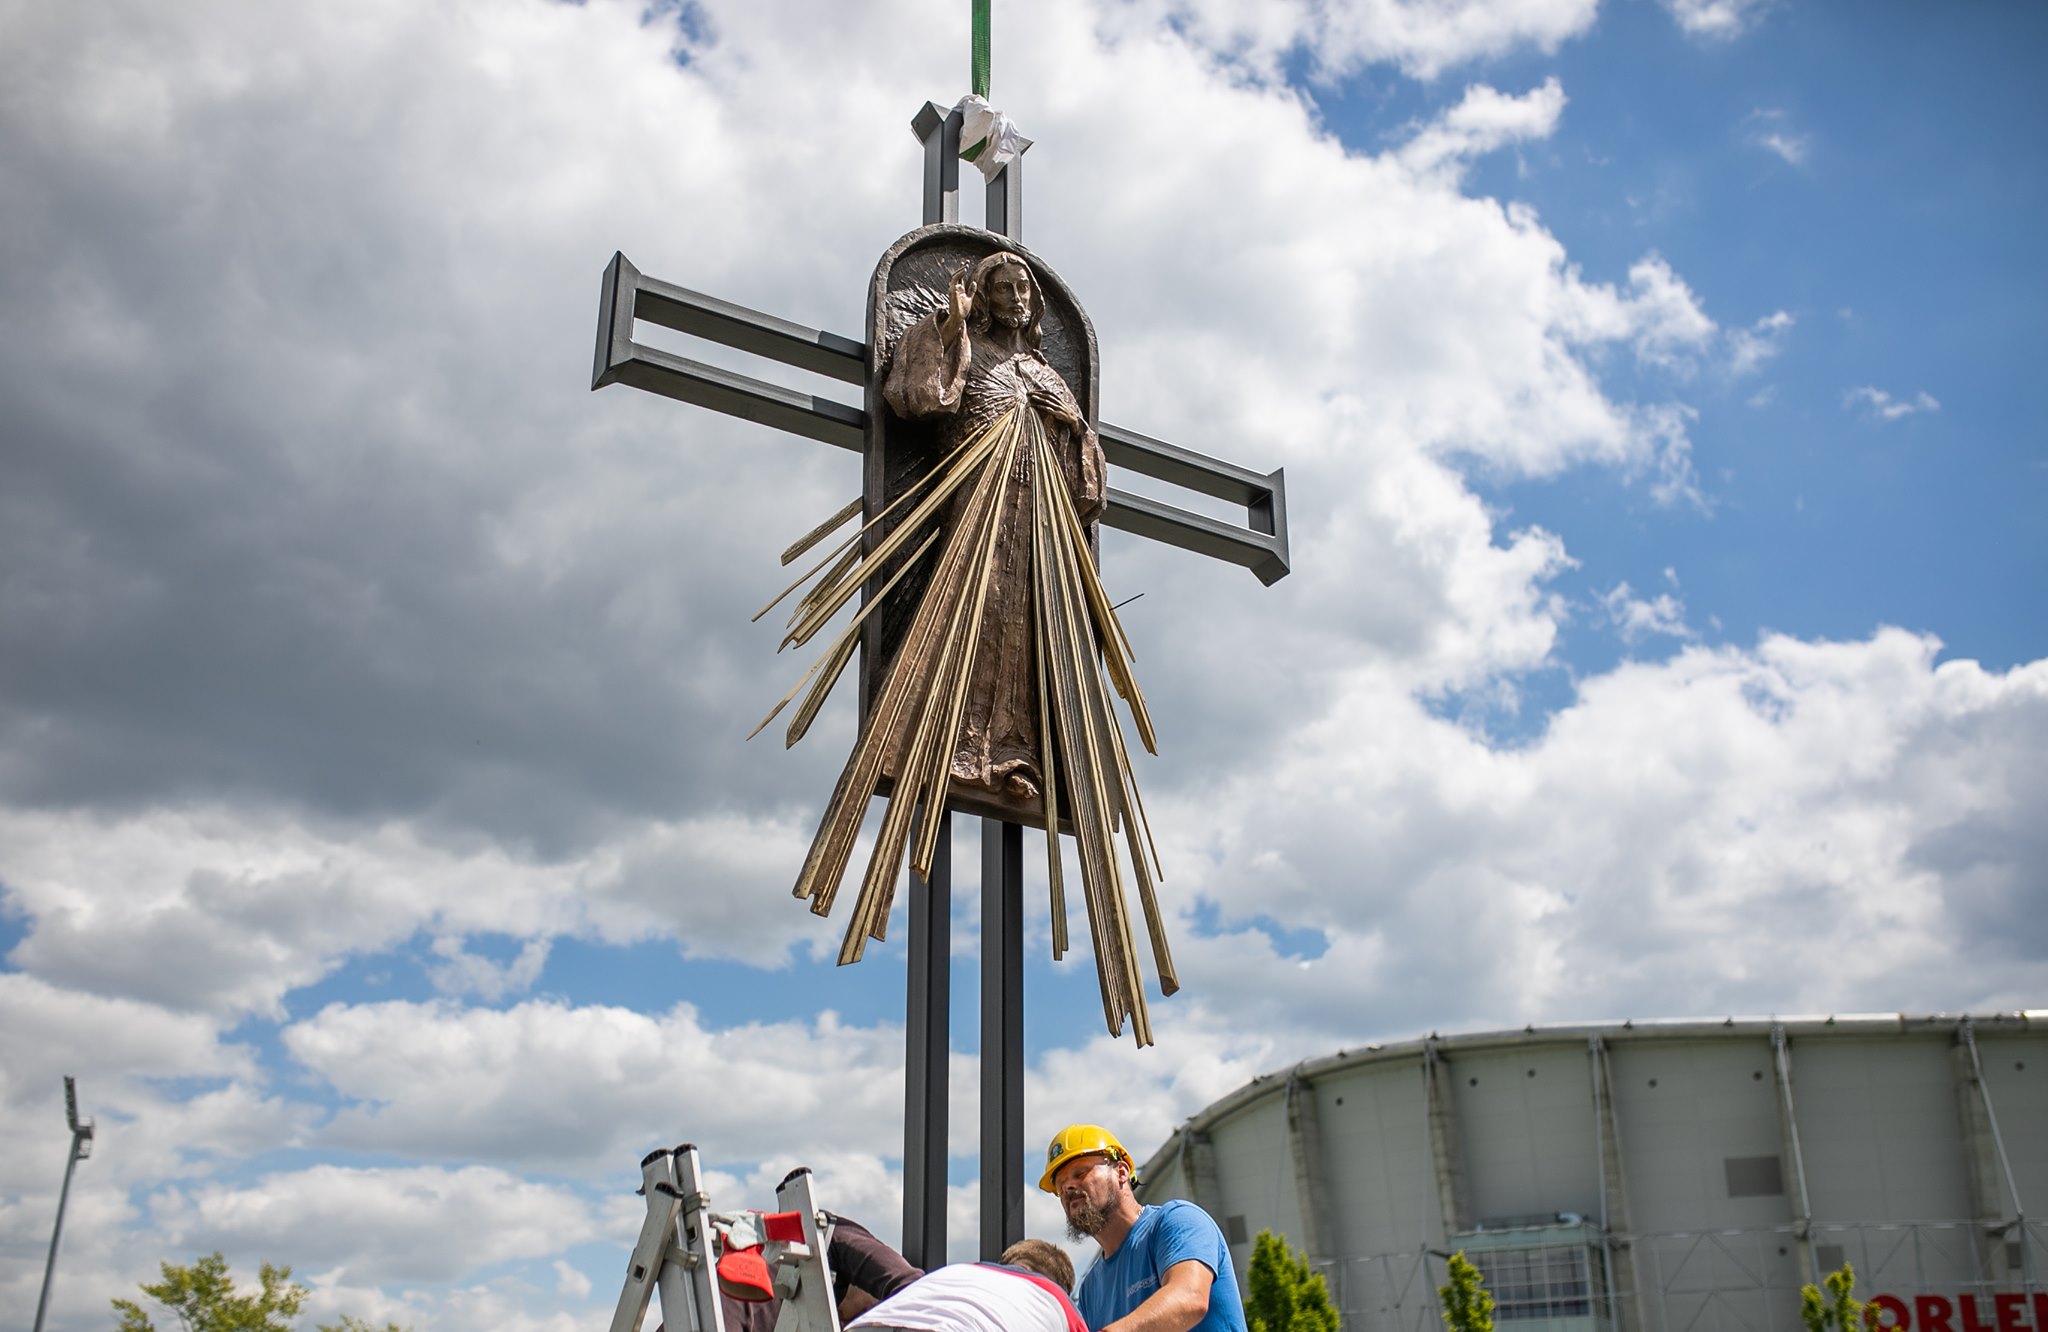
(1868, 1294, 2048, 1332)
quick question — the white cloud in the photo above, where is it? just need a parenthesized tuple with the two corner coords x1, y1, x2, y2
(1631, 401, 1706, 508)
(281, 999, 916, 1174)
(1397, 78, 1569, 176)
(1145, 629, 2048, 1040)
(1618, 254, 1718, 370)
(427, 936, 551, 1001)
(1729, 309, 1794, 376)
(553, 1259, 592, 1299)
(1745, 108, 1810, 165)
(1600, 581, 1693, 643)
(1661, 0, 1772, 41)
(142, 1165, 598, 1282)
(0, 0, 1726, 911)
(1123, 0, 1600, 81)
(0, 805, 831, 1022)
(0, 972, 253, 1106)
(1845, 386, 1942, 421)
(1759, 131, 1808, 164)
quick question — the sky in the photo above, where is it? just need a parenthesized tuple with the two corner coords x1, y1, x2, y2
(3, 0, 2045, 1328)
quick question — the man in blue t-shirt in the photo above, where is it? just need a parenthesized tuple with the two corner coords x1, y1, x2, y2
(1039, 1123, 1247, 1332)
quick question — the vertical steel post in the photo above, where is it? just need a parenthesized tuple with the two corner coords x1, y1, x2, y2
(978, 133, 1026, 1259)
(907, 96, 1037, 1267)
(902, 816, 951, 1270)
(913, 103, 962, 227)
(980, 818, 1025, 1258)
(897, 101, 959, 1272)
(33, 1076, 93, 1332)
(984, 147, 1029, 241)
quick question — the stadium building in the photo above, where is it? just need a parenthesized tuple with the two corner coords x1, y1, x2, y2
(1134, 1014, 2044, 1332)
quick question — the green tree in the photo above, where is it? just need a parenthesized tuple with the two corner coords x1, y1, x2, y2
(1801, 1262, 1877, 1332)
(1438, 1252, 1496, 1332)
(112, 1253, 307, 1332)
(1244, 1229, 1341, 1332)
(111, 1254, 409, 1332)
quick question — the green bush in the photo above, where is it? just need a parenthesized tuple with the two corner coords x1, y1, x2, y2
(1245, 1229, 1341, 1332)
(1801, 1262, 1875, 1332)
(1438, 1252, 1495, 1332)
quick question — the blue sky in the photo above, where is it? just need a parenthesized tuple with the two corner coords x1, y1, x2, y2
(1466, 0, 2046, 677)
(3, 2, 2043, 1330)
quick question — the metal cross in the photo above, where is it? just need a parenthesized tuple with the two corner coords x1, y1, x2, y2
(590, 101, 1290, 1269)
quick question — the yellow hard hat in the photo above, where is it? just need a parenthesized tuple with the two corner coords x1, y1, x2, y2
(1038, 1123, 1136, 1194)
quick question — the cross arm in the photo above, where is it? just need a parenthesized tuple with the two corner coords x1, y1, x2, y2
(592, 252, 864, 451)
(1099, 423, 1289, 586)
(591, 253, 1290, 582)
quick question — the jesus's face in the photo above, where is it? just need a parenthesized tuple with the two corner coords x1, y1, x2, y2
(985, 263, 1034, 329)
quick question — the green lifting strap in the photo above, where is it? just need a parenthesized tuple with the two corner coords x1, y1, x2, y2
(962, 0, 994, 163)
(971, 0, 991, 99)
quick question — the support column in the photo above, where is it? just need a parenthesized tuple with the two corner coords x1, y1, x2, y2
(1286, 1070, 1335, 1264)
(980, 819, 1025, 1259)
(984, 145, 1031, 241)
(901, 818, 951, 1270)
(1184, 1127, 1224, 1221)
(1952, 1019, 2028, 1285)
(1770, 1025, 1817, 1286)
(1590, 1035, 1644, 1332)
(912, 103, 963, 226)
(1423, 1038, 1471, 1237)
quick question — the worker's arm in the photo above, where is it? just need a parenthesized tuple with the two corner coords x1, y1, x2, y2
(826, 1212, 923, 1304)
(1099, 1258, 1214, 1332)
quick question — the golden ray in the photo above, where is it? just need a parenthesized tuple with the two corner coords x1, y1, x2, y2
(764, 398, 1168, 1044)
(746, 529, 938, 745)
(781, 497, 862, 567)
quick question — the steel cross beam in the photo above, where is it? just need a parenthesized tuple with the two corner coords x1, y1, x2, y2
(591, 254, 1292, 586)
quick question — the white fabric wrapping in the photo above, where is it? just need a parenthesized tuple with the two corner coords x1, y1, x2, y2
(955, 94, 1024, 181)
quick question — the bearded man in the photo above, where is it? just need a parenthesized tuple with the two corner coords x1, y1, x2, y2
(1039, 1124, 1247, 1332)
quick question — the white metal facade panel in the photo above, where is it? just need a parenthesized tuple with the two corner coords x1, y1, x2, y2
(1791, 1035, 1973, 1222)
(1448, 1044, 1602, 1226)
(1148, 1148, 1189, 1204)
(1610, 1038, 1790, 1233)
(1207, 1098, 1296, 1270)
(1317, 1058, 1441, 1261)
(1975, 1031, 2048, 1204)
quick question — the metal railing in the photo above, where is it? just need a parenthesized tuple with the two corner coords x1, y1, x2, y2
(1316, 1221, 2045, 1332)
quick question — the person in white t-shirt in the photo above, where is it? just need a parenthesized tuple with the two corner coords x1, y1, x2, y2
(846, 1238, 1087, 1332)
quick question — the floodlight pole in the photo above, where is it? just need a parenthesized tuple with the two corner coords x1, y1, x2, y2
(33, 1076, 95, 1332)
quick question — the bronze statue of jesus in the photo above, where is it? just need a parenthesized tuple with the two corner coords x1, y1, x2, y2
(880, 250, 1106, 811)
(757, 226, 1173, 1043)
